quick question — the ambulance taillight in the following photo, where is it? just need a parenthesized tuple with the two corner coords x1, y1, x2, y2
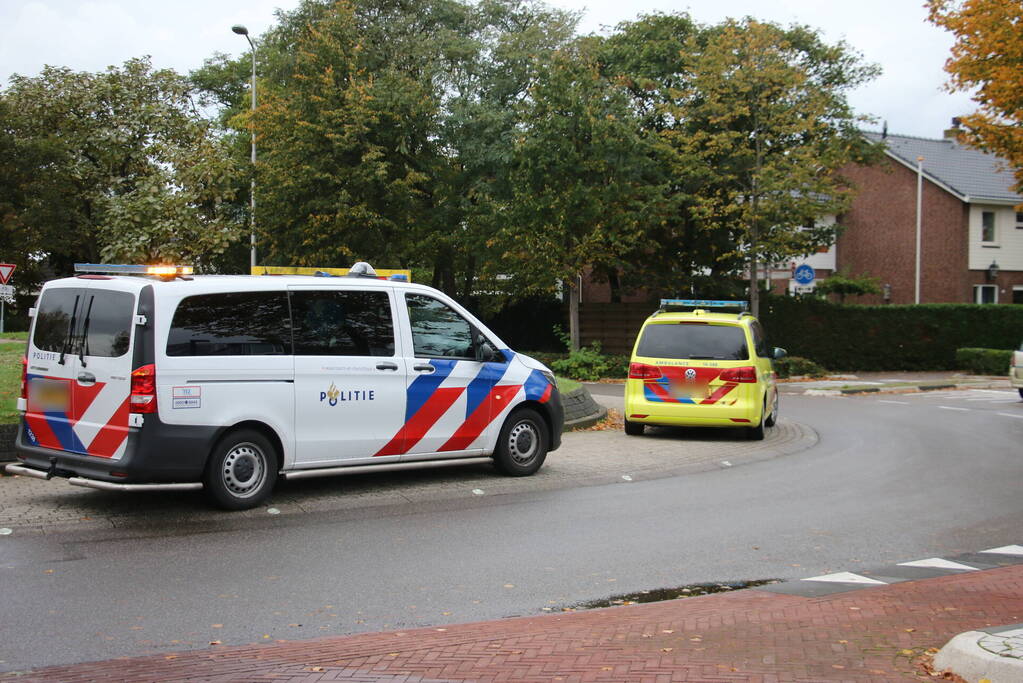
(720, 366, 757, 383)
(628, 363, 663, 380)
(130, 364, 157, 413)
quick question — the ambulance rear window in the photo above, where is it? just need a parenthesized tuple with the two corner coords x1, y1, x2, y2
(636, 322, 748, 360)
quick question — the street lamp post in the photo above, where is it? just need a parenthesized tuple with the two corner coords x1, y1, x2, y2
(232, 24, 257, 270)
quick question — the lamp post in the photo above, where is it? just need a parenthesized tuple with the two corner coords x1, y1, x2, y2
(232, 24, 257, 270)
(915, 156, 923, 304)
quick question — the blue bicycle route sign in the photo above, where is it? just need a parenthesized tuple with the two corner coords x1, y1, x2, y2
(793, 264, 815, 286)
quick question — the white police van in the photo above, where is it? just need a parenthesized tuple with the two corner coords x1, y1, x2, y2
(8, 263, 563, 509)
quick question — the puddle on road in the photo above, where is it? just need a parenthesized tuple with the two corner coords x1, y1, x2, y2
(553, 579, 781, 612)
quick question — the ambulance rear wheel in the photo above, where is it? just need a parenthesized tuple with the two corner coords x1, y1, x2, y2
(747, 400, 766, 441)
(494, 408, 548, 476)
(765, 390, 778, 427)
(204, 429, 277, 510)
(624, 420, 644, 436)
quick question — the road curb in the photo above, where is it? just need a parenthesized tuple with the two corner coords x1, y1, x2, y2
(933, 627, 1023, 683)
(561, 385, 607, 431)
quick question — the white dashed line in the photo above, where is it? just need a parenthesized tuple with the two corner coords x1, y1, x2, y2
(938, 406, 970, 412)
(998, 412, 1023, 420)
(878, 400, 908, 405)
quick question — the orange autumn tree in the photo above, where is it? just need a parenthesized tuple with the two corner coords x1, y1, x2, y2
(927, 0, 1023, 194)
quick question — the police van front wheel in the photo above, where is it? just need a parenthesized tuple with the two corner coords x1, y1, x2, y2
(494, 408, 548, 476)
(204, 429, 277, 510)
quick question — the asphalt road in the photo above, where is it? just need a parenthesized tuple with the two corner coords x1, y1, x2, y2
(1, 389, 1022, 673)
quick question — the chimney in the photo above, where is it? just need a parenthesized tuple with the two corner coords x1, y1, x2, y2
(943, 117, 962, 140)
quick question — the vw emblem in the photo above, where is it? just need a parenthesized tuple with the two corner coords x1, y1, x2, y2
(685, 368, 697, 381)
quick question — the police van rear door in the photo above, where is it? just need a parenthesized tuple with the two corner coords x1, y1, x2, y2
(24, 280, 136, 459)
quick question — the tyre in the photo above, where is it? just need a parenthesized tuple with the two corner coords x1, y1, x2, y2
(1019, 388, 1023, 400)
(204, 428, 278, 510)
(493, 408, 548, 476)
(747, 400, 766, 441)
(624, 420, 644, 436)
(764, 390, 778, 428)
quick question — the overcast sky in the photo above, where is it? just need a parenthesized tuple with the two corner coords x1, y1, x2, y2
(1, 0, 974, 139)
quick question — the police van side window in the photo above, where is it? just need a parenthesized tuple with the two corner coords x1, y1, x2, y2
(406, 294, 474, 359)
(167, 292, 290, 357)
(290, 290, 394, 357)
(33, 289, 81, 353)
(82, 291, 134, 357)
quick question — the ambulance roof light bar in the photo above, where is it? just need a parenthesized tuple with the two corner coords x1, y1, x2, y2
(659, 299, 749, 310)
(655, 299, 750, 318)
(74, 263, 194, 279)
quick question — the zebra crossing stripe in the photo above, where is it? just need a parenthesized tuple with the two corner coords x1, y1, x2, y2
(801, 572, 887, 585)
(981, 545, 1023, 556)
(898, 558, 978, 571)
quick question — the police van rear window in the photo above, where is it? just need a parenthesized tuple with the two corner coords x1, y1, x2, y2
(167, 292, 290, 356)
(33, 289, 79, 353)
(637, 322, 748, 360)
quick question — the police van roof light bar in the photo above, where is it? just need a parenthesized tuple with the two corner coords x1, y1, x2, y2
(75, 263, 194, 279)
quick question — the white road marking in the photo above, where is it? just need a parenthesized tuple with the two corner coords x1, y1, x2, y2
(878, 400, 908, 405)
(801, 572, 887, 585)
(998, 412, 1023, 420)
(898, 558, 978, 571)
(938, 406, 970, 411)
(981, 545, 1023, 556)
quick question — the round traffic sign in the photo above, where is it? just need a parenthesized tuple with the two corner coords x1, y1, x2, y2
(793, 264, 815, 285)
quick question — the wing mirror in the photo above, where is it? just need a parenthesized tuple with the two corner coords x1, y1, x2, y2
(773, 347, 787, 360)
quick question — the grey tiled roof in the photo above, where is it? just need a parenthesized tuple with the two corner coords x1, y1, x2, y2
(864, 131, 1022, 204)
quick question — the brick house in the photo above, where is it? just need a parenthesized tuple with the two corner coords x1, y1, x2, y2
(785, 129, 1023, 305)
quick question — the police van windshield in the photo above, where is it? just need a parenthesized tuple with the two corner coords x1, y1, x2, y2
(637, 323, 748, 361)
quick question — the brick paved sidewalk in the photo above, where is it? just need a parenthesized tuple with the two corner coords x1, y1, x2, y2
(8, 564, 1022, 682)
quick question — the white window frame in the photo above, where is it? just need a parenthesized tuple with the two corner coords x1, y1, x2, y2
(974, 284, 998, 304)
(981, 211, 998, 244)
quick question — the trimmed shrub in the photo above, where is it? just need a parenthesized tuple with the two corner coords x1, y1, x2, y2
(758, 297, 1023, 371)
(550, 342, 613, 381)
(955, 348, 1013, 376)
(774, 356, 827, 379)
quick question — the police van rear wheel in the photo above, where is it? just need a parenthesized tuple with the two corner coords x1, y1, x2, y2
(204, 429, 277, 510)
(494, 408, 548, 476)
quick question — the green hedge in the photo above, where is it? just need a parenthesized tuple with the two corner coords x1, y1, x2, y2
(955, 348, 1013, 376)
(758, 297, 1023, 371)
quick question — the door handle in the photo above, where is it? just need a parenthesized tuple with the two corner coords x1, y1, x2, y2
(376, 361, 399, 371)
(413, 364, 435, 373)
(77, 372, 96, 384)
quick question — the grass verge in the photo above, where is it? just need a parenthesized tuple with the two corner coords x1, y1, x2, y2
(0, 341, 25, 424)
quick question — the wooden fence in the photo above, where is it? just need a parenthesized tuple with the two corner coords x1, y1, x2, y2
(579, 303, 657, 355)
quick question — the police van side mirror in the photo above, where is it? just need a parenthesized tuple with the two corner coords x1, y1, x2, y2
(474, 331, 501, 363)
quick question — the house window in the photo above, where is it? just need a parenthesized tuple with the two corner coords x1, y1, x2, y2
(1016, 212, 1023, 229)
(981, 211, 996, 243)
(1013, 286, 1023, 305)
(974, 284, 997, 304)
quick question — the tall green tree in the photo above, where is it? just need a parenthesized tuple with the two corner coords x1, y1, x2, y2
(0, 58, 242, 289)
(492, 37, 660, 347)
(602, 15, 881, 310)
